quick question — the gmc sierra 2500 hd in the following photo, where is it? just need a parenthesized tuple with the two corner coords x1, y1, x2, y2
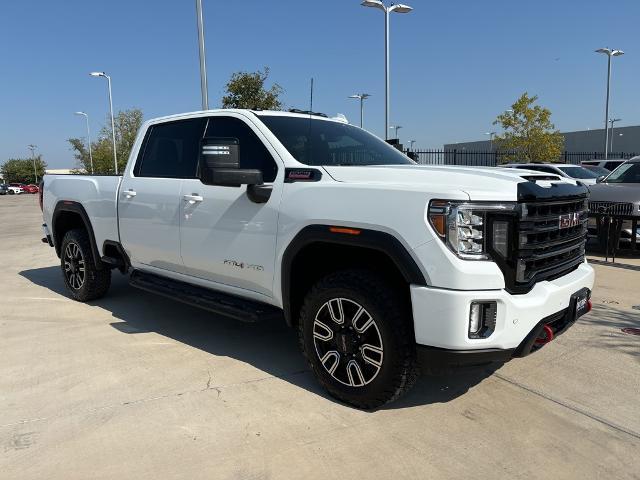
(41, 109, 594, 408)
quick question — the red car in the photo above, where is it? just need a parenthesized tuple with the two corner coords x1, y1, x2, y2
(9, 183, 38, 194)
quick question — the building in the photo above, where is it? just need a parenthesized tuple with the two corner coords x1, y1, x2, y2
(445, 125, 640, 154)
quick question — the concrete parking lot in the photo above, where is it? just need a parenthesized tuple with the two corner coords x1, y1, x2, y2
(1, 193, 639, 479)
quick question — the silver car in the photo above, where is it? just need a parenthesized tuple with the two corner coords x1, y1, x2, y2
(587, 157, 640, 246)
(503, 163, 601, 185)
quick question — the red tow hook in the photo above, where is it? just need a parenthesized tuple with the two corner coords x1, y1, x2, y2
(587, 299, 593, 313)
(534, 324, 555, 345)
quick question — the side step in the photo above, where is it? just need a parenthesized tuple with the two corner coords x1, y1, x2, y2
(129, 270, 283, 323)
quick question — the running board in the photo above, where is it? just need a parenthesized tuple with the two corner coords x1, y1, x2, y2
(129, 270, 282, 323)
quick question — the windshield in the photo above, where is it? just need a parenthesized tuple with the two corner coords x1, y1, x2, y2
(584, 166, 610, 176)
(259, 115, 414, 166)
(605, 162, 640, 183)
(556, 166, 600, 179)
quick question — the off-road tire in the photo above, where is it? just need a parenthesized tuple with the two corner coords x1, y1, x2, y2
(60, 228, 111, 301)
(299, 269, 418, 409)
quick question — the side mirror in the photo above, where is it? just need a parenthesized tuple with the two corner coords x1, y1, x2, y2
(199, 137, 263, 187)
(596, 175, 606, 183)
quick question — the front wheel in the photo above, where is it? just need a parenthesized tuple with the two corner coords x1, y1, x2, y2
(299, 269, 418, 409)
(60, 228, 111, 301)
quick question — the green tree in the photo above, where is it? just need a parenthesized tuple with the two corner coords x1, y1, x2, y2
(68, 108, 144, 174)
(493, 93, 564, 163)
(1, 156, 47, 184)
(222, 67, 284, 110)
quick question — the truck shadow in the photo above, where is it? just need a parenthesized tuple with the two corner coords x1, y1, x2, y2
(21, 266, 501, 410)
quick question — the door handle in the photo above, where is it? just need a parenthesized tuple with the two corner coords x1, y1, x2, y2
(123, 189, 137, 199)
(183, 194, 203, 204)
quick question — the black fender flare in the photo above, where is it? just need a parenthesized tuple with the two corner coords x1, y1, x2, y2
(52, 201, 104, 270)
(281, 225, 427, 325)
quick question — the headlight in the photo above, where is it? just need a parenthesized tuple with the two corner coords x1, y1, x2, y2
(428, 200, 516, 260)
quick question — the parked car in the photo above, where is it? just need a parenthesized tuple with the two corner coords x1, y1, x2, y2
(0, 184, 8, 195)
(23, 184, 39, 194)
(588, 157, 640, 246)
(6, 185, 24, 194)
(41, 109, 594, 408)
(581, 159, 628, 172)
(502, 163, 600, 185)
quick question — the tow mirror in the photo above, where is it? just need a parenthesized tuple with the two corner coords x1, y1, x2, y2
(199, 137, 263, 187)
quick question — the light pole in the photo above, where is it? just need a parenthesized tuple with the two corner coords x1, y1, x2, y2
(195, 0, 209, 110)
(348, 93, 371, 128)
(389, 125, 402, 139)
(486, 131, 497, 151)
(608, 118, 621, 153)
(27, 144, 38, 183)
(361, 0, 413, 140)
(74, 112, 94, 174)
(90, 72, 118, 174)
(595, 48, 624, 160)
(409, 139, 416, 150)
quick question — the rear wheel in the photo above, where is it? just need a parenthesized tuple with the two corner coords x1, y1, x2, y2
(299, 269, 418, 409)
(60, 228, 111, 301)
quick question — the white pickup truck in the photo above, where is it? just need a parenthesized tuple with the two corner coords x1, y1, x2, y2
(41, 109, 594, 408)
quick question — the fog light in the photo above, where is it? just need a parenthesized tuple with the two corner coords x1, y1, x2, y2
(469, 301, 497, 339)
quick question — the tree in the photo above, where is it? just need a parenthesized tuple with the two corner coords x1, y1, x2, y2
(493, 93, 564, 163)
(68, 108, 144, 174)
(1, 156, 47, 184)
(222, 67, 284, 110)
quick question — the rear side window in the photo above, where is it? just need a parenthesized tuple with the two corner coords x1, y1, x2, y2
(205, 116, 278, 182)
(136, 118, 207, 178)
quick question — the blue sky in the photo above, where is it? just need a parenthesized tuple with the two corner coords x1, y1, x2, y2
(1, 0, 638, 169)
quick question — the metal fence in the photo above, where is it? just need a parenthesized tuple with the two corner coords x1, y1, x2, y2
(405, 150, 638, 167)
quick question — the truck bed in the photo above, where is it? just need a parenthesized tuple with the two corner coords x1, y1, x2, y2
(42, 174, 122, 251)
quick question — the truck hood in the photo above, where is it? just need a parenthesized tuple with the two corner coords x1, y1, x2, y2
(322, 164, 576, 201)
(588, 183, 640, 204)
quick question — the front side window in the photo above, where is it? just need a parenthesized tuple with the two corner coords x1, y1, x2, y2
(258, 115, 414, 167)
(137, 118, 207, 178)
(605, 162, 640, 183)
(205, 116, 278, 182)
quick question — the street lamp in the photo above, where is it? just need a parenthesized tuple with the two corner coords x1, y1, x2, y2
(409, 139, 416, 150)
(361, 0, 413, 140)
(389, 125, 402, 139)
(608, 118, 621, 153)
(90, 71, 118, 174)
(195, 0, 209, 110)
(595, 48, 624, 160)
(486, 131, 497, 151)
(27, 144, 38, 183)
(74, 112, 94, 174)
(348, 93, 371, 128)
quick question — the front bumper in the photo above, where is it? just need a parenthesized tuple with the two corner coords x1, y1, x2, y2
(410, 262, 594, 351)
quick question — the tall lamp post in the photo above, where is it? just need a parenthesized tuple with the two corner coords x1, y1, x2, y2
(608, 118, 621, 153)
(27, 144, 38, 183)
(89, 72, 118, 174)
(486, 131, 497, 151)
(595, 48, 624, 160)
(74, 112, 94, 174)
(409, 139, 416, 150)
(348, 93, 371, 128)
(361, 0, 413, 140)
(195, 0, 209, 110)
(389, 125, 402, 139)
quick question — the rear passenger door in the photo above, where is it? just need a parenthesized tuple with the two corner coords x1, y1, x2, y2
(119, 117, 207, 273)
(179, 113, 282, 297)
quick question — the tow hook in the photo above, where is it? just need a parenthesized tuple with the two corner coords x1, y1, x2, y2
(534, 324, 554, 345)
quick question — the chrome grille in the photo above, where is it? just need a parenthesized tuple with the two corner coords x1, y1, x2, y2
(588, 201, 634, 216)
(515, 198, 588, 288)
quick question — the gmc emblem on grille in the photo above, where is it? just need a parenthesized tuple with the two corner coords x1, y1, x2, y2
(559, 212, 580, 229)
